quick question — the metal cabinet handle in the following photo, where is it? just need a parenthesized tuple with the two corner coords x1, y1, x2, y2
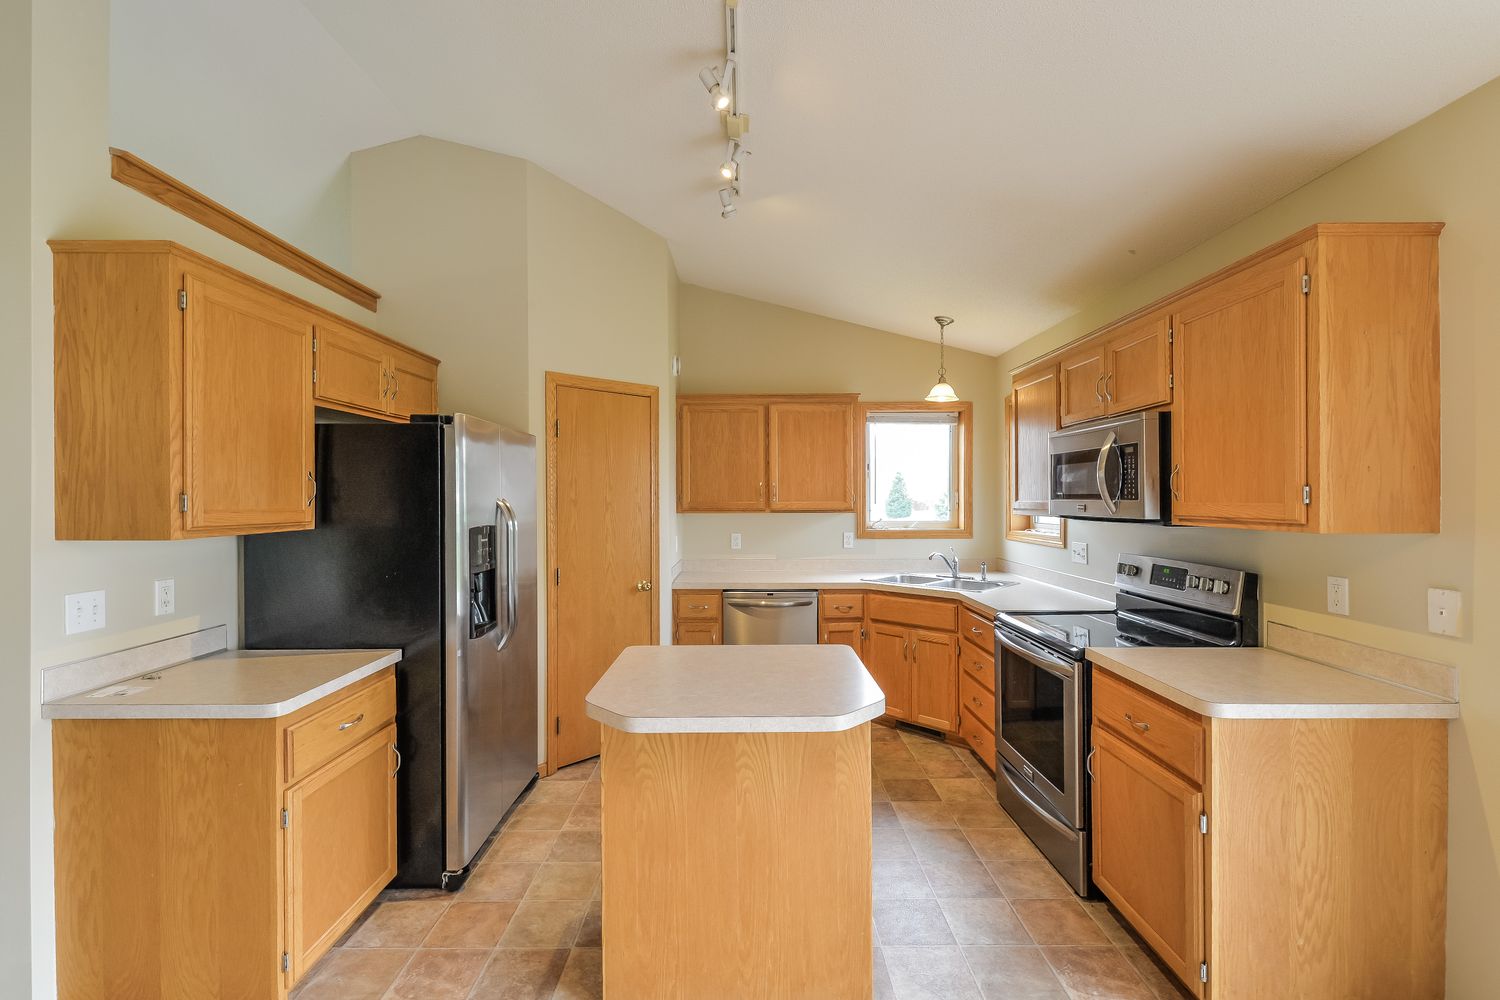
(306, 472, 317, 508)
(380, 368, 389, 399)
(1169, 464, 1182, 502)
(758, 481, 764, 499)
(836, 604, 854, 612)
(1093, 374, 1104, 401)
(1102, 372, 1114, 403)
(970, 626, 983, 634)
(1124, 712, 1151, 733)
(391, 370, 400, 401)
(689, 603, 709, 610)
(392, 744, 402, 777)
(771, 482, 778, 502)
(337, 713, 365, 732)
(1086, 746, 1097, 781)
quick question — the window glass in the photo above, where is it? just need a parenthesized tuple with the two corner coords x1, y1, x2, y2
(865, 412, 959, 530)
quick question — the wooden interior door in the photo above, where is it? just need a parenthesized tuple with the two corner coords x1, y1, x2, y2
(677, 402, 766, 510)
(551, 376, 659, 768)
(767, 401, 854, 510)
(1091, 726, 1205, 997)
(865, 624, 911, 721)
(910, 630, 958, 733)
(819, 619, 864, 661)
(1171, 254, 1308, 527)
(1104, 314, 1172, 414)
(313, 321, 387, 416)
(284, 726, 397, 985)
(1010, 366, 1058, 513)
(1058, 344, 1108, 426)
(182, 271, 314, 534)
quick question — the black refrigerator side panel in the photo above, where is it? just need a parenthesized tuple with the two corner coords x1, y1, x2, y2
(243, 422, 448, 888)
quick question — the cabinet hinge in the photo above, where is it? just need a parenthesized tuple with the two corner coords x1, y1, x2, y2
(281, 808, 289, 829)
(1199, 812, 1208, 835)
(282, 952, 290, 974)
(1167, 326, 1173, 344)
(312, 367, 317, 385)
(312, 337, 318, 353)
(1200, 962, 1208, 983)
(178, 289, 187, 311)
(554, 716, 561, 735)
(1303, 484, 1312, 505)
(554, 567, 560, 586)
(554, 419, 560, 438)
(179, 492, 189, 513)
(1168, 372, 1174, 389)
(1301, 273, 1311, 295)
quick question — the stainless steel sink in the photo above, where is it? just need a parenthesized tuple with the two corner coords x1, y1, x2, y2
(922, 578, 1017, 592)
(861, 574, 946, 585)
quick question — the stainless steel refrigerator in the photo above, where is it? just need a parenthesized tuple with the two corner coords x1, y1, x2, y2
(243, 413, 537, 889)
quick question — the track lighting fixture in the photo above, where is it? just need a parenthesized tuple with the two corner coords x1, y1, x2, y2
(719, 187, 737, 219)
(699, 61, 734, 112)
(698, 1, 751, 219)
(719, 140, 748, 180)
(925, 316, 959, 402)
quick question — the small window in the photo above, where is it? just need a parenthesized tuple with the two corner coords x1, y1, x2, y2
(857, 403, 972, 538)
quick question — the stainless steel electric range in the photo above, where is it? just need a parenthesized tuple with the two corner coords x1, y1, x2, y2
(992, 553, 1259, 895)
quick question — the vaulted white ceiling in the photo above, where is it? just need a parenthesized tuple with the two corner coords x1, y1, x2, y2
(248, 3, 1500, 352)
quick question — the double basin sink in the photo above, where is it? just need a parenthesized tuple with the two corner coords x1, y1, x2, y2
(861, 573, 1017, 593)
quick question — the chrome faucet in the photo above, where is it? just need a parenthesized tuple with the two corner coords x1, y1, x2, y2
(928, 547, 960, 580)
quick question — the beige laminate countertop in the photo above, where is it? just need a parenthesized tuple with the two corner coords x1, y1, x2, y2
(671, 570, 1111, 617)
(41, 648, 401, 720)
(1088, 646, 1459, 720)
(586, 644, 885, 734)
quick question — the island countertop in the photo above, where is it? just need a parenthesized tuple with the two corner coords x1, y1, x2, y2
(585, 644, 885, 734)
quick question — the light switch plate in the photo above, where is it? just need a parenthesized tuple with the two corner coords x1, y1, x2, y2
(65, 590, 106, 635)
(730, 532, 742, 551)
(153, 579, 175, 617)
(842, 531, 855, 549)
(1428, 588, 1461, 636)
(1327, 576, 1350, 616)
(1069, 541, 1088, 565)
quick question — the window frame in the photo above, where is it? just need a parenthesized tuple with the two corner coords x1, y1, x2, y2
(855, 401, 973, 539)
(1004, 394, 1067, 548)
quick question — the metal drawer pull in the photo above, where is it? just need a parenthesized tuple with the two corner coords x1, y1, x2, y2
(306, 472, 317, 508)
(835, 604, 854, 612)
(337, 713, 365, 732)
(1086, 747, 1097, 781)
(688, 603, 709, 610)
(392, 744, 402, 777)
(970, 626, 983, 633)
(1124, 712, 1150, 733)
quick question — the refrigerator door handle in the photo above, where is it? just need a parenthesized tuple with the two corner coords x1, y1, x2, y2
(495, 498, 519, 651)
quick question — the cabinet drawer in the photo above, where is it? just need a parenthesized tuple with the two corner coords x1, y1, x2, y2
(960, 607, 994, 654)
(286, 675, 397, 783)
(959, 706, 996, 771)
(674, 591, 722, 621)
(959, 641, 995, 694)
(819, 591, 865, 620)
(675, 621, 721, 645)
(1092, 669, 1204, 784)
(960, 668, 995, 727)
(867, 593, 957, 632)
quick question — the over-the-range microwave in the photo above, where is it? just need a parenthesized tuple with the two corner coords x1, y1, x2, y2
(1046, 411, 1168, 522)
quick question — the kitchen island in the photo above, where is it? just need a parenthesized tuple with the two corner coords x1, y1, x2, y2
(586, 644, 884, 1000)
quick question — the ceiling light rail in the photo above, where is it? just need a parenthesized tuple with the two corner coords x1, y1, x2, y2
(699, 0, 751, 220)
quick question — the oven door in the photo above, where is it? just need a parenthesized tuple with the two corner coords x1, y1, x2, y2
(995, 628, 1083, 827)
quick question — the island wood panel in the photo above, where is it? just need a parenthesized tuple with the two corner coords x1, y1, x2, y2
(1206, 716, 1447, 999)
(600, 725, 872, 1000)
(767, 400, 854, 510)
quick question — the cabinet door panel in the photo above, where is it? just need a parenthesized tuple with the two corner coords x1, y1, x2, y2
(677, 403, 766, 511)
(182, 272, 314, 534)
(285, 726, 398, 985)
(1011, 366, 1058, 514)
(675, 620, 721, 645)
(866, 624, 911, 722)
(313, 321, 387, 416)
(1091, 726, 1204, 997)
(911, 630, 958, 733)
(820, 620, 864, 662)
(1171, 254, 1308, 527)
(388, 348, 438, 418)
(1058, 345, 1108, 426)
(767, 402, 854, 510)
(1104, 314, 1172, 414)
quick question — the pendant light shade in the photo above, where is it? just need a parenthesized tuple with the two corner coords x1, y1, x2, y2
(925, 316, 959, 402)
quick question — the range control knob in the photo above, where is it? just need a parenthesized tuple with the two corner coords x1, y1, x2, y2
(1213, 579, 1231, 595)
(1185, 574, 1201, 588)
(1198, 577, 1215, 592)
(1116, 562, 1140, 577)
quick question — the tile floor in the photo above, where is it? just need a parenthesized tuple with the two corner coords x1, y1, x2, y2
(292, 723, 1191, 1000)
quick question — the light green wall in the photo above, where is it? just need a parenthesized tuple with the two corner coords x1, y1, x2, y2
(676, 284, 1001, 561)
(997, 75, 1500, 994)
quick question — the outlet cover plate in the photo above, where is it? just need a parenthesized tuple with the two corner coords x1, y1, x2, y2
(1428, 588, 1461, 636)
(730, 532, 742, 551)
(1069, 541, 1088, 565)
(1327, 576, 1350, 616)
(153, 579, 175, 617)
(842, 531, 855, 549)
(65, 590, 106, 635)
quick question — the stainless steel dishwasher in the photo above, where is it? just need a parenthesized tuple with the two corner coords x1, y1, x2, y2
(722, 590, 819, 644)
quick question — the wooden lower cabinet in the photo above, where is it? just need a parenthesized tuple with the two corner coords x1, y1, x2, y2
(910, 630, 958, 732)
(820, 619, 863, 657)
(676, 620, 721, 644)
(51, 669, 398, 999)
(865, 623, 912, 722)
(673, 590, 723, 645)
(865, 594, 959, 734)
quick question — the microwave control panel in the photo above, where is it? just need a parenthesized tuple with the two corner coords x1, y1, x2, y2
(1119, 444, 1139, 500)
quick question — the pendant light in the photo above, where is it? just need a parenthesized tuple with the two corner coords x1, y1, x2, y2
(925, 316, 958, 402)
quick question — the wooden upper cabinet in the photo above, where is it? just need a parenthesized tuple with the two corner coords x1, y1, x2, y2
(1102, 313, 1172, 415)
(387, 346, 439, 418)
(767, 401, 854, 511)
(677, 401, 766, 511)
(1171, 252, 1310, 528)
(314, 322, 440, 420)
(1010, 363, 1058, 514)
(1058, 343, 1108, 425)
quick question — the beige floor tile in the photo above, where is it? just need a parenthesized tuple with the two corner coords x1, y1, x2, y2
(882, 945, 983, 1000)
(496, 900, 588, 949)
(548, 828, 602, 862)
(293, 948, 411, 1000)
(893, 800, 958, 829)
(552, 946, 603, 1000)
(563, 803, 601, 829)
(949, 801, 1017, 831)
(903, 736, 958, 758)
(469, 948, 570, 999)
(984, 859, 1073, 899)
(343, 899, 449, 948)
(1012, 899, 1112, 946)
(920, 755, 975, 778)
(526, 781, 585, 805)
(872, 724, 904, 742)
(575, 781, 602, 806)
(385, 949, 490, 1000)
(875, 757, 931, 779)
(1121, 944, 1196, 999)
(921, 857, 1002, 898)
(574, 899, 603, 948)
(505, 802, 574, 831)
(883, 778, 941, 801)
(422, 901, 517, 950)
(1041, 945, 1155, 999)
(931, 777, 994, 803)
(873, 857, 934, 899)
(962, 945, 1067, 998)
(550, 760, 598, 782)
(1082, 899, 1138, 947)
(873, 898, 955, 945)
(872, 778, 891, 802)
(873, 825, 916, 860)
(872, 801, 902, 828)
(908, 826, 980, 862)
(873, 946, 896, 1000)
(966, 827, 1044, 861)
(462, 862, 540, 901)
(491, 830, 560, 863)
(524, 862, 602, 900)
(937, 898, 1031, 945)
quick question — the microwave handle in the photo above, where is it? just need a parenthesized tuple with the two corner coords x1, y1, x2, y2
(1094, 430, 1119, 515)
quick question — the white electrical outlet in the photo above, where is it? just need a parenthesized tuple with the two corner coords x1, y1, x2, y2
(730, 532, 742, 551)
(1327, 576, 1350, 616)
(65, 590, 106, 635)
(153, 579, 175, 617)
(1428, 588, 1461, 636)
(842, 531, 855, 549)
(1069, 541, 1088, 565)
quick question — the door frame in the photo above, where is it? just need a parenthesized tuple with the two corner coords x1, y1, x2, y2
(543, 371, 660, 776)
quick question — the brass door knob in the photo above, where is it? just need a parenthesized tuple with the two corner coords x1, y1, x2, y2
(636, 581, 653, 592)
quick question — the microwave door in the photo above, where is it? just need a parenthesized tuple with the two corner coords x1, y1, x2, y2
(1095, 432, 1119, 515)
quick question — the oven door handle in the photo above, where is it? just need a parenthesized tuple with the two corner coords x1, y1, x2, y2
(1094, 430, 1119, 515)
(999, 761, 1079, 840)
(997, 632, 1077, 680)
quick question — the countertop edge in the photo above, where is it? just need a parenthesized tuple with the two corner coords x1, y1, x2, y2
(670, 574, 1112, 617)
(584, 697, 887, 735)
(41, 650, 402, 720)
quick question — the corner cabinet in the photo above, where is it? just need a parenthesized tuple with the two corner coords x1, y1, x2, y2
(864, 593, 959, 733)
(51, 241, 440, 540)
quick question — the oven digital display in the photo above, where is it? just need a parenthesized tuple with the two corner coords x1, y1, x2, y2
(1150, 564, 1188, 590)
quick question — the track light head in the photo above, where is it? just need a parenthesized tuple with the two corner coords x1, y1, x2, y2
(718, 187, 737, 219)
(719, 140, 748, 180)
(699, 63, 732, 111)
